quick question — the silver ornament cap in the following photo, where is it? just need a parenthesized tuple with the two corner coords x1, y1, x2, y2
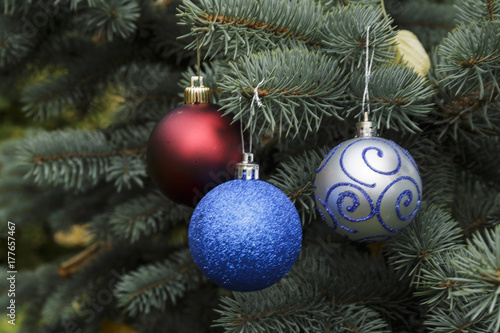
(356, 112, 377, 137)
(236, 153, 259, 180)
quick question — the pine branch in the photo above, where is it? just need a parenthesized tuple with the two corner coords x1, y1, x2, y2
(452, 176, 500, 235)
(105, 63, 182, 148)
(47, 185, 116, 232)
(40, 273, 87, 328)
(105, 154, 147, 191)
(348, 63, 435, 133)
(214, 277, 331, 333)
(425, 299, 491, 333)
(0, 0, 33, 15)
(431, 22, 500, 139)
(0, 14, 39, 68)
(57, 243, 106, 278)
(14, 264, 61, 332)
(438, 22, 500, 98)
(215, 244, 411, 332)
(130, 288, 221, 332)
(0, 165, 66, 225)
(17, 129, 109, 191)
(105, 123, 154, 151)
(17, 129, 147, 192)
(75, 0, 141, 42)
(454, 136, 500, 191)
(433, 90, 500, 140)
(330, 304, 390, 333)
(267, 148, 329, 223)
(305, 246, 414, 326)
(21, 40, 137, 120)
(218, 47, 347, 138)
(391, 2, 457, 32)
(315, 0, 381, 12)
(449, 225, 500, 332)
(415, 250, 469, 309)
(104, 191, 192, 243)
(178, 0, 324, 59)
(385, 204, 463, 286)
(455, 0, 500, 24)
(320, 4, 396, 70)
(111, 63, 175, 99)
(410, 136, 456, 209)
(114, 248, 205, 316)
(150, 0, 193, 62)
(38, 239, 166, 330)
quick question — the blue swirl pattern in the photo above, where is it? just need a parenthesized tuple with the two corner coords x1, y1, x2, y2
(314, 137, 422, 243)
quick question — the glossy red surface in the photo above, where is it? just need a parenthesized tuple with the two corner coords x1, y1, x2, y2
(147, 103, 242, 207)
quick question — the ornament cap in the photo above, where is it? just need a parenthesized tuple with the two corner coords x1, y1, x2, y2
(356, 112, 377, 137)
(236, 153, 259, 180)
(184, 76, 211, 104)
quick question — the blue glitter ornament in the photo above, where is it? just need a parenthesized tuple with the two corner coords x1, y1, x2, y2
(188, 154, 302, 292)
(314, 118, 422, 243)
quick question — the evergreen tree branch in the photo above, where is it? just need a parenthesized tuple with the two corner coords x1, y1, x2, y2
(454, 136, 500, 190)
(455, 0, 500, 24)
(13, 264, 62, 332)
(449, 225, 500, 332)
(38, 239, 171, 330)
(348, 63, 435, 133)
(215, 277, 331, 332)
(218, 47, 347, 138)
(105, 63, 183, 147)
(178, 0, 324, 59)
(17, 129, 147, 192)
(104, 191, 192, 243)
(415, 250, 469, 309)
(215, 244, 411, 332)
(114, 248, 205, 316)
(425, 299, 492, 333)
(390, 2, 457, 35)
(21, 40, 138, 120)
(315, 0, 381, 13)
(0, 161, 67, 225)
(74, 0, 141, 42)
(436, 22, 500, 100)
(105, 154, 147, 191)
(330, 304, 390, 333)
(385, 204, 463, 286)
(320, 5, 396, 70)
(452, 176, 500, 235)
(0, 15, 39, 68)
(410, 136, 456, 209)
(267, 148, 329, 223)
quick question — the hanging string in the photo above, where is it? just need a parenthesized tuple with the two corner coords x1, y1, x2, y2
(192, 27, 210, 80)
(361, 26, 375, 118)
(239, 97, 245, 154)
(196, 33, 201, 80)
(240, 79, 265, 155)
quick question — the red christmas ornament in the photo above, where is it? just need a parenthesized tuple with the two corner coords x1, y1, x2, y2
(147, 77, 241, 207)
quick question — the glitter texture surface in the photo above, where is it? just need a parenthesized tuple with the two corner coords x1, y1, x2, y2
(188, 179, 302, 292)
(314, 137, 422, 243)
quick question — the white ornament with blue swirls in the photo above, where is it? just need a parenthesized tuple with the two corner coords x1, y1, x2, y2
(314, 137, 422, 243)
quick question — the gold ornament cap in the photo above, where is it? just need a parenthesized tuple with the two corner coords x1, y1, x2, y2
(184, 76, 211, 104)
